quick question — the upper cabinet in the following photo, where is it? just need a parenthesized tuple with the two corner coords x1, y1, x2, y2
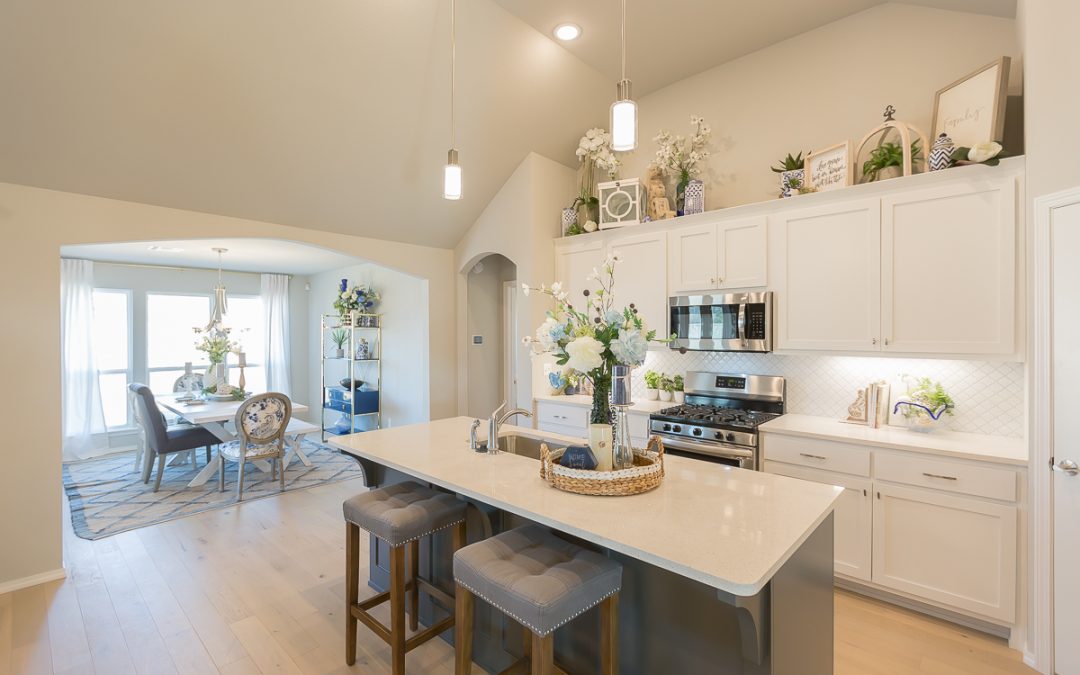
(667, 216, 767, 293)
(606, 230, 668, 336)
(773, 199, 882, 352)
(881, 179, 1017, 355)
(556, 238, 605, 307)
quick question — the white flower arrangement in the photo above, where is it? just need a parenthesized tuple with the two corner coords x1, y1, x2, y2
(651, 115, 712, 183)
(575, 128, 621, 179)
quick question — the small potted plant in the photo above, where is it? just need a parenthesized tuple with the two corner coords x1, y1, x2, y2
(862, 141, 923, 182)
(659, 375, 675, 402)
(772, 152, 806, 198)
(672, 375, 685, 404)
(893, 376, 955, 433)
(329, 328, 349, 358)
(644, 370, 661, 400)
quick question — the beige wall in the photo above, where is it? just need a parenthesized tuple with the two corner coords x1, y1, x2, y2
(454, 152, 576, 414)
(617, 3, 1020, 207)
(466, 254, 517, 418)
(0, 182, 456, 587)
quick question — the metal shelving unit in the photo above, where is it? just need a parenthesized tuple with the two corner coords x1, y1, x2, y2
(320, 313, 381, 441)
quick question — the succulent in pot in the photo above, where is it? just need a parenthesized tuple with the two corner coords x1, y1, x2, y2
(772, 152, 806, 198)
(659, 375, 675, 402)
(893, 376, 954, 433)
(672, 374, 685, 404)
(329, 328, 349, 358)
(862, 140, 923, 182)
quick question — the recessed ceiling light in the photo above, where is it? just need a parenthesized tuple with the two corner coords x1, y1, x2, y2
(553, 23, 582, 41)
(148, 245, 185, 253)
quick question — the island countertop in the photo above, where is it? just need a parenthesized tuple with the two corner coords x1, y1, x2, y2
(330, 417, 841, 597)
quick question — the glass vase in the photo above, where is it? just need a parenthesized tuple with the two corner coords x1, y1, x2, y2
(612, 407, 635, 470)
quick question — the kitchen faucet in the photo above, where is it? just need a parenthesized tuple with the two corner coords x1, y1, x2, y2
(484, 402, 532, 454)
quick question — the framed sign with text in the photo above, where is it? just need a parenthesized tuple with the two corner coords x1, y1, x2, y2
(931, 56, 1010, 149)
(805, 142, 851, 192)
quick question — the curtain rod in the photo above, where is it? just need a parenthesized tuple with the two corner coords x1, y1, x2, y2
(63, 258, 293, 279)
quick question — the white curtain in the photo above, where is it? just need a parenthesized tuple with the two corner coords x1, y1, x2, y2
(261, 273, 292, 396)
(61, 258, 107, 460)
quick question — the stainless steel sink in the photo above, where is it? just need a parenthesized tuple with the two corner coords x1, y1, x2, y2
(495, 433, 564, 460)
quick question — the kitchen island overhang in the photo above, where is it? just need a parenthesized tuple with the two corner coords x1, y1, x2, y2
(331, 418, 841, 674)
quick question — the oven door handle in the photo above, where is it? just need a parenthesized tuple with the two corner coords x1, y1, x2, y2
(658, 435, 755, 459)
(737, 303, 747, 345)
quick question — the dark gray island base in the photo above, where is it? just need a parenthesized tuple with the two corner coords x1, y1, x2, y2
(352, 460, 834, 675)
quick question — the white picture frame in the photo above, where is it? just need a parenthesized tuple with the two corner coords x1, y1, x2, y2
(805, 142, 851, 192)
(598, 178, 643, 229)
(931, 56, 1010, 149)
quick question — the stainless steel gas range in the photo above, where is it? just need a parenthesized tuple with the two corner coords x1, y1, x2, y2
(648, 372, 785, 470)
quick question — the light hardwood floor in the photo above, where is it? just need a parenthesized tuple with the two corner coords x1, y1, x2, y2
(1, 476, 1035, 675)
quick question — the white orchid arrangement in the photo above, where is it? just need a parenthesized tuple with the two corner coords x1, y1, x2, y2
(651, 115, 712, 183)
(575, 128, 621, 179)
(522, 254, 664, 423)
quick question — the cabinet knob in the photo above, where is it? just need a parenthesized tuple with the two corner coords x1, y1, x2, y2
(884, 338, 890, 346)
(872, 338, 877, 345)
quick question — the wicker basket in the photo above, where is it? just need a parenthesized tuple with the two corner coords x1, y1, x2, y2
(539, 436, 665, 497)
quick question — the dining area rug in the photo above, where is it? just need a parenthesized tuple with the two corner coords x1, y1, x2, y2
(63, 440, 365, 540)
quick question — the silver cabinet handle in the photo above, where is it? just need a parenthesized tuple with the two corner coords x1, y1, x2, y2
(800, 452, 827, 460)
(922, 472, 958, 481)
(884, 338, 890, 346)
(1053, 458, 1080, 476)
(872, 338, 878, 345)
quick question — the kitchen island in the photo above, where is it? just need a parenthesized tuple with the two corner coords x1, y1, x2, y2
(330, 417, 842, 674)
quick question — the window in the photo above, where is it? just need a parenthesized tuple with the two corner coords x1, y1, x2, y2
(92, 289, 132, 428)
(146, 293, 265, 394)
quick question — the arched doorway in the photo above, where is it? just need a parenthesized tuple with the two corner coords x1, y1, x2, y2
(465, 253, 517, 419)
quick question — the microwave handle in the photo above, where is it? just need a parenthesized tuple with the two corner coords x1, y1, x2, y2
(737, 303, 747, 344)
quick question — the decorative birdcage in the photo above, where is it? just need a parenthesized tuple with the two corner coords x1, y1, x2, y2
(854, 105, 929, 184)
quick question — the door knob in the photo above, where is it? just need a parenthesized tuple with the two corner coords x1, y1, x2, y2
(1053, 458, 1080, 476)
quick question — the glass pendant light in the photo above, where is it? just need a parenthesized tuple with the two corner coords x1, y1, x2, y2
(443, 0, 462, 200)
(610, 0, 637, 152)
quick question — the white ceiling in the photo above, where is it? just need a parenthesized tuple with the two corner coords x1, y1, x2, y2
(493, 0, 1017, 95)
(1, 1, 1014, 249)
(61, 238, 361, 275)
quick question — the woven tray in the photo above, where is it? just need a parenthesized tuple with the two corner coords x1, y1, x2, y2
(539, 436, 665, 497)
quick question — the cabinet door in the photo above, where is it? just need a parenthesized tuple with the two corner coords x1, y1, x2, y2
(556, 239, 605, 308)
(717, 216, 767, 289)
(667, 224, 718, 292)
(872, 483, 1016, 623)
(608, 231, 667, 336)
(764, 461, 872, 581)
(881, 179, 1017, 355)
(774, 199, 881, 351)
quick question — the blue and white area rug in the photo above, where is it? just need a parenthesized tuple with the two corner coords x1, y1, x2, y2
(63, 440, 364, 540)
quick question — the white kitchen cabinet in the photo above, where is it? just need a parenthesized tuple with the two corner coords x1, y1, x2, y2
(667, 217, 767, 293)
(773, 199, 881, 351)
(556, 238, 605, 309)
(605, 230, 668, 335)
(535, 399, 588, 437)
(881, 178, 1017, 355)
(872, 483, 1017, 623)
(764, 461, 872, 582)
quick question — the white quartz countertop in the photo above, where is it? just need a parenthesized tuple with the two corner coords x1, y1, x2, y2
(533, 393, 673, 415)
(330, 417, 841, 597)
(759, 414, 1028, 466)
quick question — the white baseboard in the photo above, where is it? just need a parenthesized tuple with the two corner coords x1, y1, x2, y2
(0, 567, 67, 595)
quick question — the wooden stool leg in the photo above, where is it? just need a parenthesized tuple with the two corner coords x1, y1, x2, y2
(389, 545, 406, 675)
(344, 523, 360, 665)
(452, 519, 466, 551)
(408, 540, 420, 632)
(522, 623, 532, 662)
(600, 594, 619, 675)
(455, 583, 474, 675)
(531, 632, 554, 675)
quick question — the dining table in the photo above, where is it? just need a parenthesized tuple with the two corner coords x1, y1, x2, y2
(156, 393, 312, 488)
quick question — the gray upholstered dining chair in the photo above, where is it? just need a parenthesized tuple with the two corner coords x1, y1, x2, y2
(218, 393, 292, 500)
(129, 383, 220, 492)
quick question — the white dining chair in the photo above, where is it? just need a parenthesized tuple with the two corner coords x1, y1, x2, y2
(219, 393, 292, 500)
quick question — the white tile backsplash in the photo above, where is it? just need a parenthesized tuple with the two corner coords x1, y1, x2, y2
(636, 350, 1026, 438)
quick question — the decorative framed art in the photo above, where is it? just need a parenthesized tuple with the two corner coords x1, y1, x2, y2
(931, 56, 1011, 149)
(805, 142, 851, 192)
(598, 178, 643, 229)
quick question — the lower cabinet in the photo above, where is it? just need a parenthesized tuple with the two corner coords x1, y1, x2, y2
(535, 399, 651, 448)
(872, 483, 1017, 623)
(763, 434, 1020, 626)
(764, 461, 872, 582)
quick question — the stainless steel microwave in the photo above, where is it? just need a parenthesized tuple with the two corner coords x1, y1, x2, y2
(669, 292, 773, 352)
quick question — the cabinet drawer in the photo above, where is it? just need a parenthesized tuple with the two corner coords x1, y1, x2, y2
(762, 434, 870, 476)
(628, 413, 650, 446)
(536, 401, 589, 429)
(536, 420, 587, 439)
(875, 452, 1017, 502)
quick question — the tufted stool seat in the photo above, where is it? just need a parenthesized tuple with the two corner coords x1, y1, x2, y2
(343, 482, 468, 675)
(453, 524, 622, 675)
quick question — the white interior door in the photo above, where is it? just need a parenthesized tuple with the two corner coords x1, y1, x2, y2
(1052, 197, 1080, 673)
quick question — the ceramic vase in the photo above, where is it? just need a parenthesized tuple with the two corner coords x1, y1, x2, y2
(780, 169, 804, 198)
(659, 389, 674, 402)
(673, 391, 685, 404)
(646, 387, 659, 401)
(684, 179, 705, 215)
(335, 348, 345, 359)
(929, 133, 955, 171)
(562, 207, 578, 235)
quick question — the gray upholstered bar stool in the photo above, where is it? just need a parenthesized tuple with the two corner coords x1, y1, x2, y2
(453, 525, 622, 675)
(343, 481, 467, 675)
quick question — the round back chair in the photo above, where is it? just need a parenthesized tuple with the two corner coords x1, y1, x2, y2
(173, 372, 205, 393)
(221, 393, 292, 499)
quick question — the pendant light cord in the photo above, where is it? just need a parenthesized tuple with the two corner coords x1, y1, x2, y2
(450, 0, 456, 150)
(620, 0, 627, 82)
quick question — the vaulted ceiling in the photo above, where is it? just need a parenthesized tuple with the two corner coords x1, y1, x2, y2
(0, 1, 1015, 249)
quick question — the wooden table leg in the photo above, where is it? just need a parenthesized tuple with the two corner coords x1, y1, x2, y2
(455, 583, 474, 675)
